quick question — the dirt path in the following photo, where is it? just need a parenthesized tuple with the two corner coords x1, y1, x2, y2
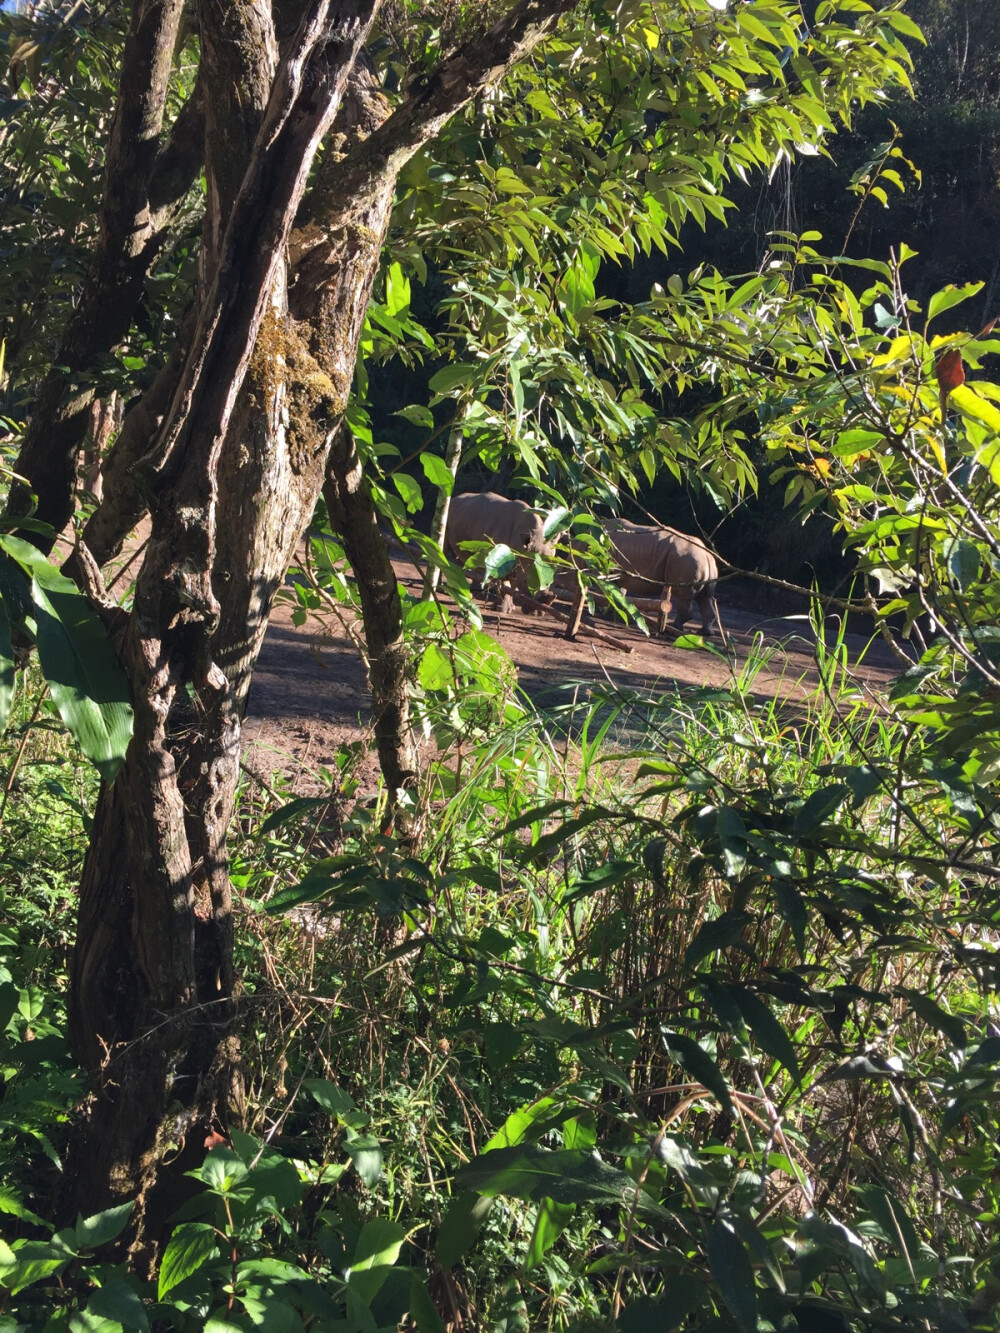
(243, 557, 903, 790)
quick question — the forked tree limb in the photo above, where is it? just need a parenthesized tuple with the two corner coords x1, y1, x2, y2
(6, 0, 202, 544)
(304, 0, 577, 222)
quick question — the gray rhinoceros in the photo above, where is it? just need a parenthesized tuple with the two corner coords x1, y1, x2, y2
(605, 518, 723, 637)
(445, 492, 554, 610)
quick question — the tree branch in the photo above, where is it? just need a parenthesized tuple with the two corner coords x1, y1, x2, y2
(6, 0, 200, 545)
(306, 0, 576, 221)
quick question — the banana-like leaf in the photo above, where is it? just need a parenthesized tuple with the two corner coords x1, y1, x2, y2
(0, 539, 132, 782)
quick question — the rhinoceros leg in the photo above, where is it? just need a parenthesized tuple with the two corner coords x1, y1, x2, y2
(656, 586, 673, 635)
(696, 582, 723, 637)
(668, 584, 695, 633)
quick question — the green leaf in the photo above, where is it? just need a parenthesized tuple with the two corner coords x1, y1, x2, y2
(436, 1191, 494, 1268)
(157, 1223, 218, 1300)
(409, 1273, 447, 1333)
(706, 1218, 756, 1332)
(384, 261, 411, 317)
(348, 1218, 405, 1305)
(660, 1029, 734, 1113)
(482, 1095, 565, 1152)
(456, 1145, 670, 1219)
(946, 539, 979, 592)
(619, 1279, 705, 1332)
(525, 1195, 574, 1270)
(773, 880, 808, 955)
(18, 985, 44, 1021)
(392, 472, 424, 513)
(684, 910, 752, 968)
(428, 364, 477, 395)
(716, 804, 748, 876)
(343, 1133, 383, 1186)
(67, 1311, 121, 1332)
(897, 988, 967, 1048)
(832, 428, 883, 458)
(86, 1273, 150, 1332)
(927, 282, 983, 323)
(730, 985, 801, 1083)
(74, 1202, 133, 1250)
(793, 784, 850, 835)
(418, 643, 454, 691)
(393, 404, 435, 430)
(0, 541, 132, 783)
(303, 1079, 355, 1118)
(484, 543, 517, 581)
(420, 452, 455, 494)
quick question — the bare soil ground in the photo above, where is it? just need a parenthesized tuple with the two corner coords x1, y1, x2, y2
(243, 555, 904, 793)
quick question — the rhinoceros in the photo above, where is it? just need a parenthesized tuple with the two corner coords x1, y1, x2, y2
(445, 492, 554, 611)
(605, 519, 723, 637)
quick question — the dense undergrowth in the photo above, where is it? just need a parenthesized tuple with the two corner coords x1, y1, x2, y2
(1, 617, 998, 1332)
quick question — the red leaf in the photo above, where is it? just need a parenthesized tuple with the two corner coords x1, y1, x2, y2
(936, 349, 965, 393)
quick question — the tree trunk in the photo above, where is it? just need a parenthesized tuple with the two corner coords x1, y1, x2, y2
(424, 400, 469, 596)
(66, 0, 378, 1241)
(324, 423, 419, 820)
(49, 0, 575, 1241)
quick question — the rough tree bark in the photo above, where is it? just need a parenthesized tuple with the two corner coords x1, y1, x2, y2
(324, 423, 419, 812)
(6, 0, 202, 545)
(67, 0, 379, 1239)
(7, 0, 578, 1241)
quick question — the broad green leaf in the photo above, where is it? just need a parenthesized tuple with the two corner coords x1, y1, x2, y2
(409, 1273, 447, 1333)
(684, 910, 752, 968)
(525, 1195, 574, 1270)
(706, 1218, 756, 1332)
(384, 261, 411, 317)
(157, 1223, 218, 1300)
(660, 1029, 734, 1113)
(482, 1095, 565, 1151)
(945, 538, 979, 591)
(67, 1311, 122, 1332)
(793, 784, 850, 835)
(74, 1202, 133, 1250)
(420, 452, 455, 494)
(484, 543, 517, 580)
(898, 987, 967, 1048)
(729, 985, 801, 1083)
(86, 1273, 150, 1332)
(348, 1218, 405, 1305)
(393, 403, 434, 430)
(436, 1190, 495, 1268)
(17, 985, 44, 1021)
(927, 282, 982, 323)
(6, 546, 132, 782)
(343, 1133, 383, 1186)
(303, 1078, 355, 1117)
(832, 428, 883, 458)
(716, 804, 748, 876)
(392, 472, 424, 513)
(620, 1279, 705, 1331)
(418, 643, 453, 692)
(773, 880, 808, 955)
(428, 364, 477, 395)
(952, 384, 1000, 433)
(456, 1145, 671, 1220)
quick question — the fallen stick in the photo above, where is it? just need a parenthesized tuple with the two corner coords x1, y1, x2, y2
(512, 590, 634, 653)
